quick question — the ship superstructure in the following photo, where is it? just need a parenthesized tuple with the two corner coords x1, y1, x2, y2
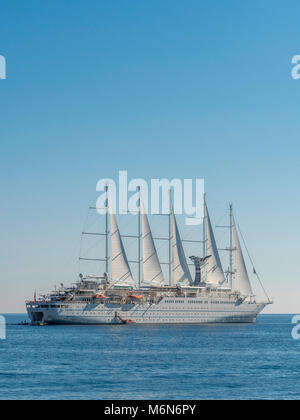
(27, 191, 272, 325)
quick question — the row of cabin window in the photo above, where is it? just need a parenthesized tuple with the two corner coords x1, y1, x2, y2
(164, 300, 234, 305)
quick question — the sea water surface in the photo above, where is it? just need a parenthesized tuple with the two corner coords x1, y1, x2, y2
(0, 314, 299, 400)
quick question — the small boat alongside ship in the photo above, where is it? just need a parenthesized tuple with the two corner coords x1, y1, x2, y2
(26, 192, 272, 325)
(18, 321, 29, 326)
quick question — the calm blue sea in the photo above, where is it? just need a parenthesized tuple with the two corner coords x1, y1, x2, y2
(0, 314, 299, 400)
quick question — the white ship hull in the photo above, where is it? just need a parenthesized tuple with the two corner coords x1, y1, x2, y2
(27, 298, 267, 325)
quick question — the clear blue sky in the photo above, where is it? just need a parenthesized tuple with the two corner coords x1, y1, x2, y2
(0, 0, 299, 313)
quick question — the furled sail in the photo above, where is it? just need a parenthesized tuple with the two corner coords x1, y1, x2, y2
(233, 217, 253, 296)
(204, 204, 226, 285)
(110, 208, 135, 286)
(172, 211, 193, 286)
(141, 208, 165, 286)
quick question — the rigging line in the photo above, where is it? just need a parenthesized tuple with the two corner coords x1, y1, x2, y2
(122, 236, 138, 253)
(119, 214, 139, 236)
(150, 214, 169, 237)
(78, 232, 84, 275)
(144, 217, 169, 255)
(80, 236, 106, 262)
(216, 229, 230, 248)
(237, 223, 272, 303)
(84, 214, 102, 236)
(79, 203, 96, 275)
(179, 215, 204, 241)
(215, 213, 227, 230)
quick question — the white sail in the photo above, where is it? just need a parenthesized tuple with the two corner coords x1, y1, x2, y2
(172, 211, 193, 286)
(205, 204, 226, 285)
(233, 217, 253, 296)
(110, 209, 135, 286)
(141, 209, 165, 286)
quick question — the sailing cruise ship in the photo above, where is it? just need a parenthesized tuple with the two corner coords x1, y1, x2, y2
(26, 194, 272, 325)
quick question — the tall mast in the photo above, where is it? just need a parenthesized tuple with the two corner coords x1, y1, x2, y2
(229, 203, 234, 290)
(138, 186, 141, 289)
(105, 184, 109, 275)
(203, 193, 206, 257)
(202, 193, 206, 284)
(169, 189, 172, 286)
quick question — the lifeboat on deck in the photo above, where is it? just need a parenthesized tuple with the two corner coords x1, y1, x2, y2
(94, 294, 106, 300)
